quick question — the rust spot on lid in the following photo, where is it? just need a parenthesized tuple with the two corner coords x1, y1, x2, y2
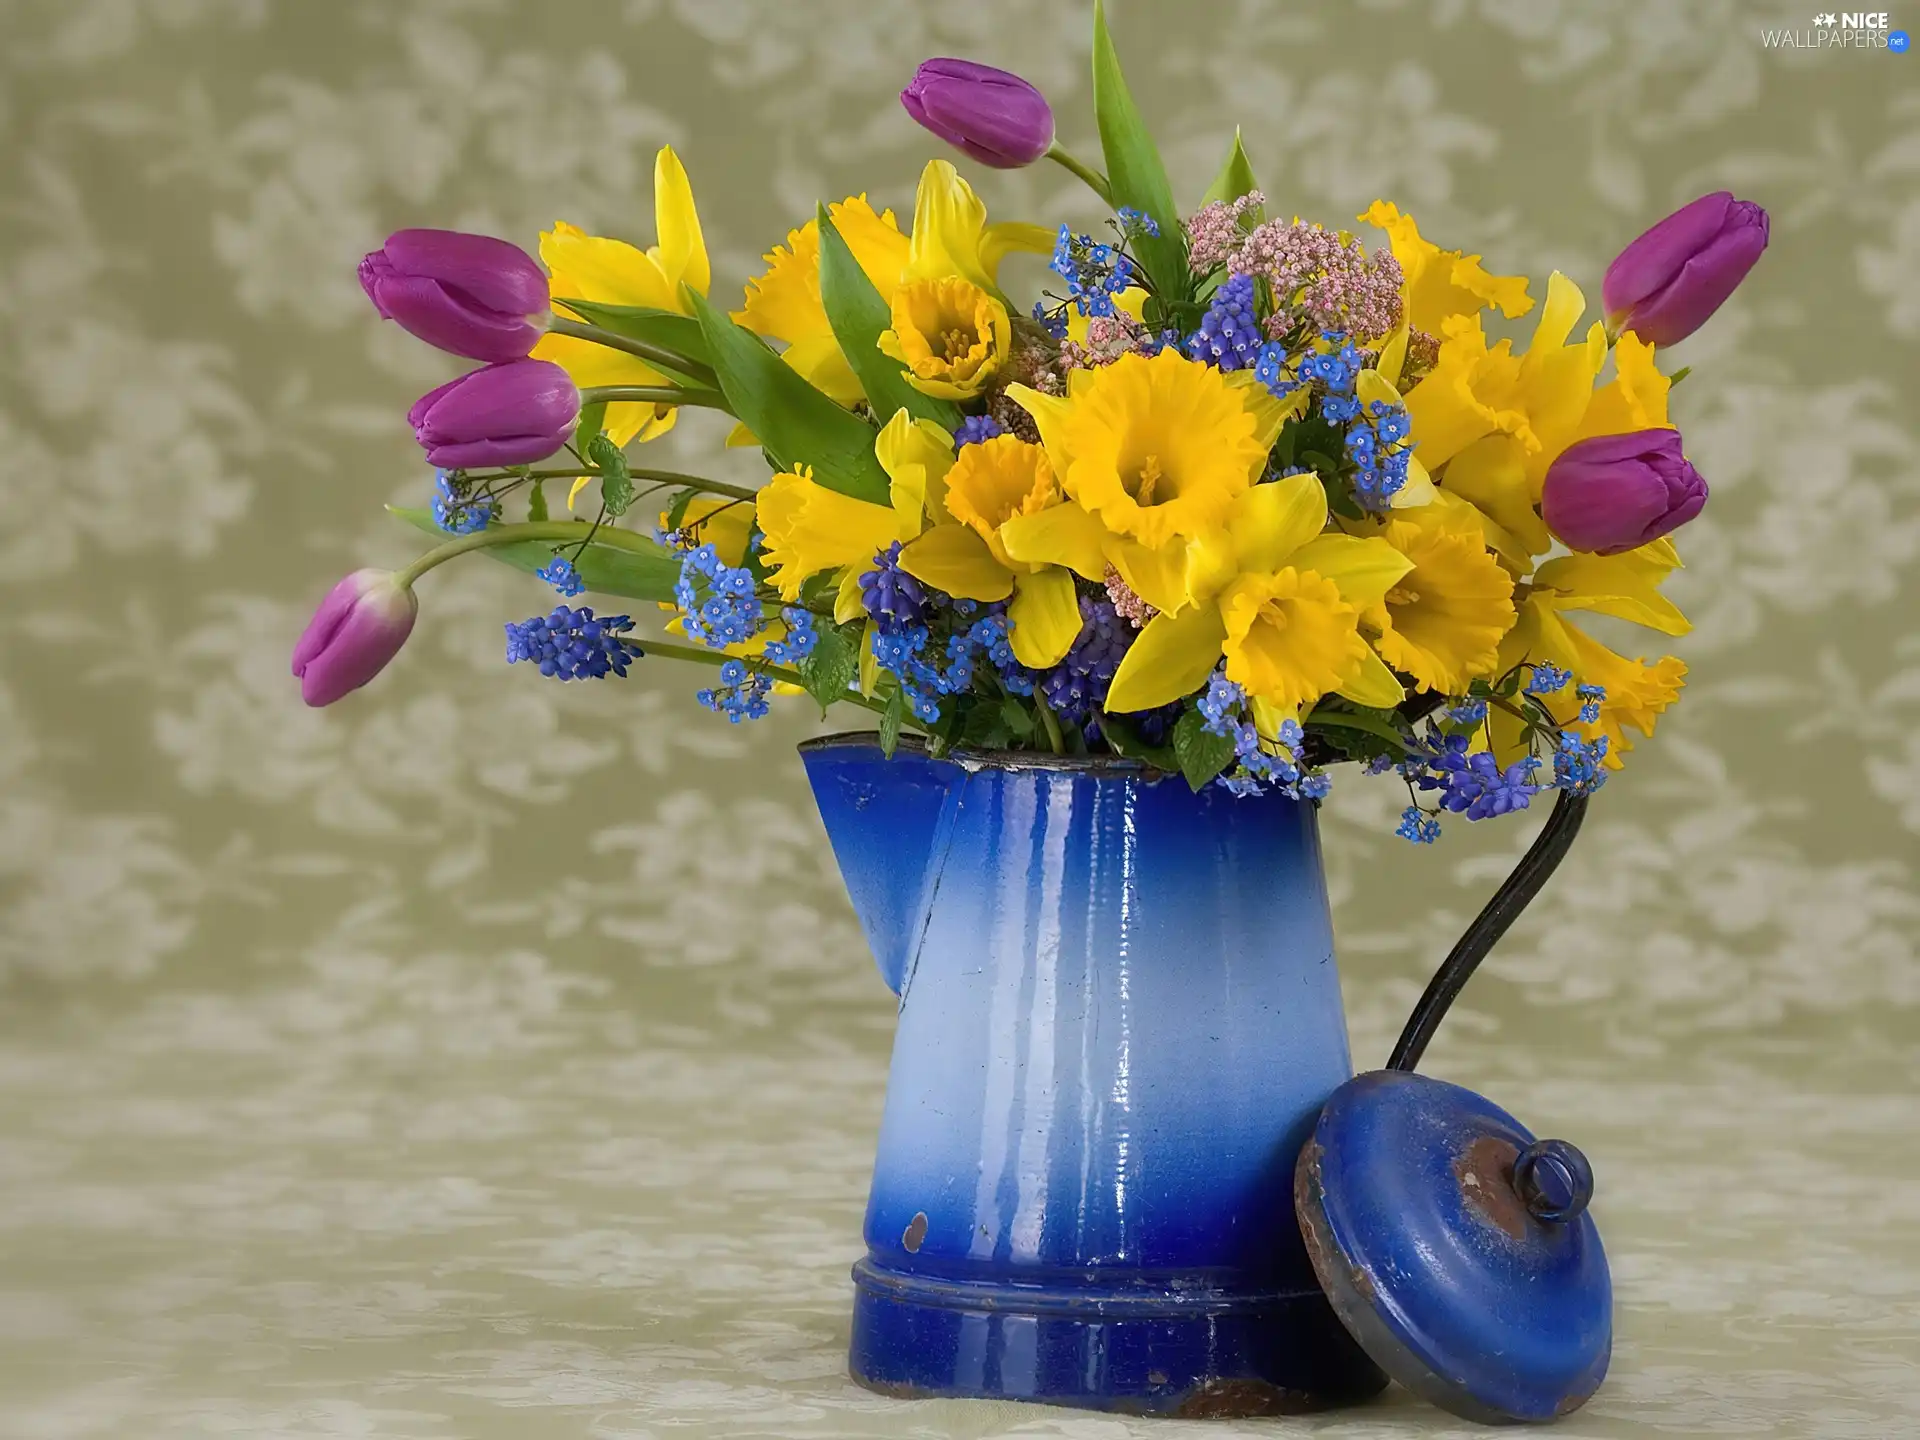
(1455, 1135, 1528, 1242)
(902, 1211, 928, 1253)
(1174, 1377, 1317, 1419)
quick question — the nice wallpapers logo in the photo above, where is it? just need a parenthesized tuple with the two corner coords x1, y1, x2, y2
(1762, 11, 1911, 49)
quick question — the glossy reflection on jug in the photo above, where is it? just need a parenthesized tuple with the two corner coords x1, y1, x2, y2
(800, 736, 1386, 1415)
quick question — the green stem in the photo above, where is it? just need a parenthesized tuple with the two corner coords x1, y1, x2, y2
(1045, 143, 1113, 206)
(1034, 692, 1066, 755)
(580, 384, 734, 415)
(466, 466, 760, 504)
(545, 317, 720, 389)
(639, 640, 889, 718)
(393, 520, 664, 590)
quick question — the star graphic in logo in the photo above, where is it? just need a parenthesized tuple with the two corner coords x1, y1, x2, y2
(1812, 10, 1837, 23)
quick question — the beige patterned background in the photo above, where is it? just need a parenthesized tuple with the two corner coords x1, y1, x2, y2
(0, 1, 1916, 1435)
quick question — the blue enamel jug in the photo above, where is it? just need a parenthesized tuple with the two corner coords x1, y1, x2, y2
(800, 734, 1389, 1416)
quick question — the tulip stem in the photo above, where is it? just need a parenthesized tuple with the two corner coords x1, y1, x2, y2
(637, 640, 890, 718)
(545, 317, 720, 389)
(464, 467, 761, 503)
(580, 384, 734, 415)
(1045, 143, 1113, 206)
(392, 519, 670, 591)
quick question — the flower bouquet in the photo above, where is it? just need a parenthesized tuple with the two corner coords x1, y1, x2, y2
(294, 2, 1765, 1420)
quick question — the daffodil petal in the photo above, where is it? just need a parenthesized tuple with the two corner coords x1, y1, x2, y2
(651, 146, 710, 299)
(1376, 324, 1410, 390)
(835, 568, 868, 624)
(897, 523, 1013, 601)
(998, 501, 1110, 580)
(1007, 566, 1084, 669)
(1228, 473, 1327, 574)
(1106, 605, 1229, 713)
(1534, 547, 1691, 636)
(876, 409, 956, 527)
(859, 620, 881, 697)
(1291, 535, 1415, 609)
(979, 221, 1054, 287)
(1336, 645, 1408, 708)
(1107, 535, 1193, 615)
(567, 476, 592, 510)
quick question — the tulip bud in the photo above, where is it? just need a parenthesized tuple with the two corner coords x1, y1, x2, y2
(291, 569, 418, 707)
(359, 229, 549, 362)
(1602, 192, 1768, 347)
(1542, 429, 1708, 556)
(901, 59, 1055, 169)
(409, 359, 580, 469)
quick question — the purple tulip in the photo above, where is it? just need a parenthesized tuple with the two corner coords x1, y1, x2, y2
(1602, 192, 1769, 347)
(1542, 429, 1708, 556)
(360, 229, 549, 362)
(409, 359, 580, 469)
(291, 569, 418, 707)
(901, 59, 1055, 169)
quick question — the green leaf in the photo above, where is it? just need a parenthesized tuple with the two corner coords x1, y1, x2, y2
(1304, 704, 1411, 754)
(1172, 708, 1236, 792)
(663, 487, 696, 533)
(1200, 127, 1263, 216)
(551, 298, 713, 372)
(391, 507, 681, 603)
(816, 205, 963, 432)
(526, 480, 548, 522)
(961, 699, 1013, 752)
(999, 695, 1037, 741)
(1091, 0, 1189, 307)
(684, 287, 891, 505)
(586, 434, 633, 517)
(1097, 711, 1178, 770)
(798, 626, 859, 717)
(879, 686, 908, 758)
(572, 400, 606, 457)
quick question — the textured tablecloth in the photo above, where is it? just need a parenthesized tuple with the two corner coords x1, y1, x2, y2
(1, 2, 1916, 1436)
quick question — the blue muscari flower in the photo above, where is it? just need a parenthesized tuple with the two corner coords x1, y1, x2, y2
(1445, 697, 1489, 728)
(1185, 273, 1263, 372)
(1038, 598, 1134, 735)
(954, 414, 1006, 451)
(1576, 683, 1606, 724)
(1397, 804, 1442, 844)
(1526, 662, 1572, 695)
(536, 555, 585, 597)
(1552, 730, 1610, 796)
(1417, 732, 1541, 820)
(675, 543, 764, 649)
(760, 606, 818, 666)
(697, 658, 772, 723)
(431, 469, 491, 534)
(860, 541, 929, 628)
(505, 606, 641, 681)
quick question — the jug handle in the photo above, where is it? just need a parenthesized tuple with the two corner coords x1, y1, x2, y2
(1386, 791, 1590, 1072)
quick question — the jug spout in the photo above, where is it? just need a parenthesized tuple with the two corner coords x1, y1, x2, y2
(799, 736, 960, 995)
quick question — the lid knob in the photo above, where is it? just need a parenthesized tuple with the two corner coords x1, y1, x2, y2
(1512, 1138, 1594, 1223)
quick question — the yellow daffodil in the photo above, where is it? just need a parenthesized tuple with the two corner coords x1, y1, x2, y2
(1406, 272, 1609, 554)
(879, 276, 1011, 400)
(754, 410, 954, 607)
(1007, 350, 1296, 552)
(532, 147, 709, 453)
(734, 196, 910, 405)
(1360, 504, 1516, 694)
(1493, 538, 1690, 767)
(894, 436, 1087, 668)
(733, 161, 1047, 410)
(1011, 473, 1413, 715)
(1361, 200, 1534, 336)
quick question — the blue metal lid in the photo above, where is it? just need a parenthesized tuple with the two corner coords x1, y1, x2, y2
(1295, 1070, 1611, 1424)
